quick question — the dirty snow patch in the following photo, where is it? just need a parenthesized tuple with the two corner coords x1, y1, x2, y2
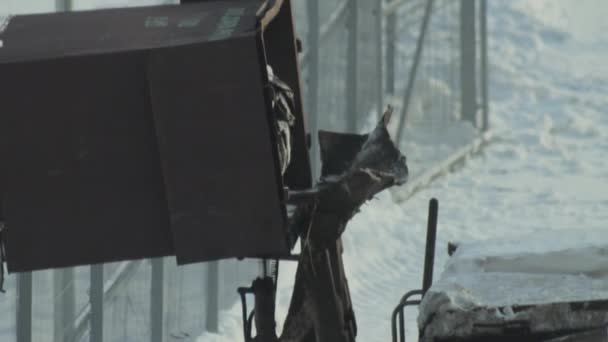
(418, 229, 608, 336)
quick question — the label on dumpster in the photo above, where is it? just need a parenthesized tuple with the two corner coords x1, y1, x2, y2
(208, 7, 245, 41)
(144, 16, 169, 28)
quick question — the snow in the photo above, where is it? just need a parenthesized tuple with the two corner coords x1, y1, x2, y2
(417, 229, 608, 340)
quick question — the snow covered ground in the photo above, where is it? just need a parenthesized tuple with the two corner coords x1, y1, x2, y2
(197, 1, 608, 341)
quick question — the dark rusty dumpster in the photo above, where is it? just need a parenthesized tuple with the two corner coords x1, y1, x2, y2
(0, 0, 310, 272)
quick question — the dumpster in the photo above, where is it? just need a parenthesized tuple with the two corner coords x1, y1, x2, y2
(0, 0, 311, 272)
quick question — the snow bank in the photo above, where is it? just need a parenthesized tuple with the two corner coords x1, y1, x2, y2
(418, 229, 608, 340)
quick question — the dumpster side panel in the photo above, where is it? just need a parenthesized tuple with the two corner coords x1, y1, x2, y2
(147, 35, 288, 264)
(0, 53, 173, 272)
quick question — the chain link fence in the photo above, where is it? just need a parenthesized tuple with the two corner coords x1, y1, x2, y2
(297, 0, 488, 181)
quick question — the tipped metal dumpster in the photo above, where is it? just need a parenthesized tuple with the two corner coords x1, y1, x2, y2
(0, 0, 311, 272)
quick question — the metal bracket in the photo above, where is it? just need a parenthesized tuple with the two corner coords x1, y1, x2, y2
(0, 221, 6, 293)
(238, 277, 279, 342)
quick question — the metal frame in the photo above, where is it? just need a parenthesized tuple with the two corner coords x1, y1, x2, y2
(53, 268, 75, 342)
(391, 199, 438, 342)
(151, 258, 164, 342)
(395, 0, 435, 144)
(346, 0, 359, 133)
(16, 273, 32, 342)
(205, 261, 220, 333)
(306, 0, 321, 177)
(460, 0, 478, 126)
(55, 0, 73, 11)
(480, 0, 489, 131)
(89, 265, 104, 342)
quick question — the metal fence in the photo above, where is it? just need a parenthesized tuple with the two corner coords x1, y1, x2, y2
(2, 258, 260, 342)
(297, 0, 489, 178)
(0, 0, 488, 341)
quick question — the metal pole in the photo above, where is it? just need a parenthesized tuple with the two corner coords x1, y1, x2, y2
(346, 0, 359, 133)
(306, 0, 320, 178)
(385, 11, 397, 95)
(395, 0, 434, 144)
(422, 199, 438, 294)
(375, 0, 384, 118)
(55, 0, 73, 11)
(17, 272, 32, 342)
(53, 268, 75, 342)
(460, 0, 477, 126)
(150, 258, 164, 342)
(90, 265, 104, 342)
(205, 261, 219, 333)
(480, 0, 489, 131)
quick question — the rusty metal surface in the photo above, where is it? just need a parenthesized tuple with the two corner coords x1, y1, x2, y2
(0, 53, 174, 272)
(0, 0, 309, 272)
(147, 36, 288, 264)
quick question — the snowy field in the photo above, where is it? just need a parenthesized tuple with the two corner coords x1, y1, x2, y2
(198, 1, 608, 341)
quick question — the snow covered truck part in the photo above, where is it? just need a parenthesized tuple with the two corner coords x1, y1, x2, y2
(0, 0, 311, 273)
(418, 229, 608, 342)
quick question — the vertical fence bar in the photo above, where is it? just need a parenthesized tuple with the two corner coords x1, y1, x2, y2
(151, 258, 164, 342)
(163, 259, 178, 340)
(346, 0, 359, 133)
(395, 0, 434, 144)
(375, 0, 384, 118)
(205, 261, 219, 333)
(460, 0, 477, 127)
(54, 4, 75, 340)
(422, 199, 438, 294)
(306, 0, 320, 178)
(53, 268, 75, 342)
(90, 265, 104, 342)
(17, 272, 32, 342)
(55, 0, 73, 11)
(479, 0, 489, 131)
(385, 8, 396, 96)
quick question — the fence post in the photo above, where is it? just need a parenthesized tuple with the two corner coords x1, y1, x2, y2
(54, 4, 74, 338)
(395, 0, 434, 144)
(55, 0, 73, 11)
(205, 261, 219, 333)
(460, 0, 477, 127)
(306, 0, 320, 178)
(53, 268, 75, 342)
(346, 0, 359, 133)
(90, 265, 104, 342)
(151, 258, 164, 342)
(55, 6, 75, 341)
(375, 0, 384, 118)
(480, 0, 489, 131)
(17, 272, 32, 342)
(163, 259, 178, 340)
(385, 7, 397, 95)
